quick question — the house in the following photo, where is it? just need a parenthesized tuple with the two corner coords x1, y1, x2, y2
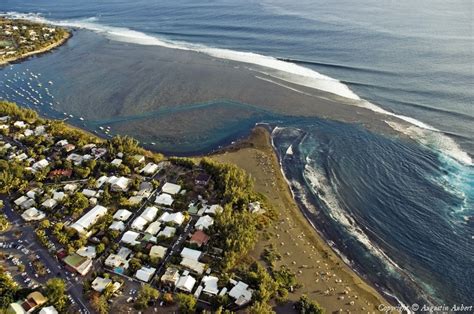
(91, 277, 113, 293)
(131, 216, 148, 231)
(110, 177, 131, 192)
(76, 246, 97, 259)
(39, 306, 58, 314)
(63, 253, 93, 276)
(48, 169, 72, 179)
(133, 155, 145, 163)
(155, 193, 174, 206)
(128, 195, 144, 205)
(19, 199, 35, 210)
(228, 281, 253, 306)
(6, 303, 24, 314)
(180, 247, 202, 261)
(34, 125, 46, 136)
(104, 249, 130, 270)
(195, 173, 211, 186)
(41, 199, 57, 210)
(113, 209, 132, 221)
(204, 204, 224, 215)
(52, 191, 66, 202)
(70, 205, 108, 235)
(195, 215, 214, 230)
(145, 221, 162, 235)
(180, 258, 205, 275)
(109, 220, 125, 231)
(189, 230, 210, 247)
(140, 162, 159, 175)
(56, 139, 68, 147)
(149, 245, 167, 259)
(32, 159, 49, 172)
(63, 183, 78, 193)
(111, 158, 122, 166)
(202, 276, 219, 295)
(161, 267, 180, 286)
(20, 291, 48, 313)
(67, 153, 84, 165)
(81, 189, 97, 198)
(13, 121, 27, 128)
(137, 181, 153, 196)
(176, 274, 196, 293)
(14, 196, 29, 207)
(161, 182, 181, 195)
(63, 144, 75, 152)
(135, 266, 156, 282)
(121, 230, 140, 245)
(157, 226, 176, 238)
(21, 208, 45, 221)
(140, 206, 158, 222)
(158, 212, 184, 225)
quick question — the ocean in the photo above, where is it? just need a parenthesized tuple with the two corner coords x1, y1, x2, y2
(1, 0, 473, 308)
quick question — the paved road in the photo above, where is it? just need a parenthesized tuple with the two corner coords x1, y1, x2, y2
(1, 195, 92, 314)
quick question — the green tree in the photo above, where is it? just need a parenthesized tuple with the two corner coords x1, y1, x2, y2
(248, 301, 275, 314)
(134, 285, 159, 310)
(45, 278, 68, 311)
(295, 295, 324, 314)
(175, 293, 196, 314)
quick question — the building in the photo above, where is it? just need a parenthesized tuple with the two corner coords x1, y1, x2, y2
(228, 281, 253, 306)
(176, 274, 196, 293)
(91, 276, 113, 293)
(157, 226, 176, 238)
(131, 216, 148, 231)
(149, 245, 167, 259)
(76, 246, 97, 259)
(121, 230, 140, 245)
(189, 230, 210, 247)
(71, 205, 108, 235)
(158, 212, 184, 225)
(140, 206, 158, 221)
(135, 266, 156, 282)
(195, 215, 214, 230)
(161, 182, 181, 195)
(63, 253, 93, 276)
(155, 193, 174, 206)
(202, 276, 219, 295)
(161, 267, 180, 287)
(18, 291, 47, 313)
(180, 247, 202, 261)
(145, 221, 162, 235)
(113, 209, 132, 221)
(140, 162, 159, 175)
(21, 208, 45, 221)
(41, 199, 57, 210)
(110, 176, 131, 192)
(109, 220, 126, 231)
(111, 158, 122, 166)
(180, 258, 205, 275)
(39, 306, 58, 314)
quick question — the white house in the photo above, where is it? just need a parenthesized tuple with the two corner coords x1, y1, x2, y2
(21, 208, 45, 221)
(110, 176, 131, 192)
(141, 162, 159, 175)
(155, 193, 174, 206)
(131, 216, 148, 231)
(180, 247, 202, 261)
(135, 266, 156, 282)
(228, 281, 253, 306)
(158, 212, 184, 225)
(113, 209, 132, 221)
(202, 276, 219, 295)
(140, 206, 158, 222)
(176, 274, 196, 293)
(161, 182, 181, 195)
(149, 245, 167, 259)
(109, 221, 126, 231)
(71, 205, 108, 235)
(195, 215, 214, 230)
(41, 198, 58, 209)
(121, 230, 140, 245)
(157, 226, 176, 238)
(145, 221, 162, 235)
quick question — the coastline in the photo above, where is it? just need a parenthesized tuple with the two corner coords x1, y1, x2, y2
(0, 30, 71, 67)
(211, 126, 391, 313)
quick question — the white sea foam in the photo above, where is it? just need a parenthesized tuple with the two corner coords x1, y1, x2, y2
(386, 121, 473, 166)
(3, 11, 472, 166)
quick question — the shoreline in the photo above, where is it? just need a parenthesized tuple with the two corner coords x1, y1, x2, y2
(211, 126, 392, 313)
(0, 30, 71, 67)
